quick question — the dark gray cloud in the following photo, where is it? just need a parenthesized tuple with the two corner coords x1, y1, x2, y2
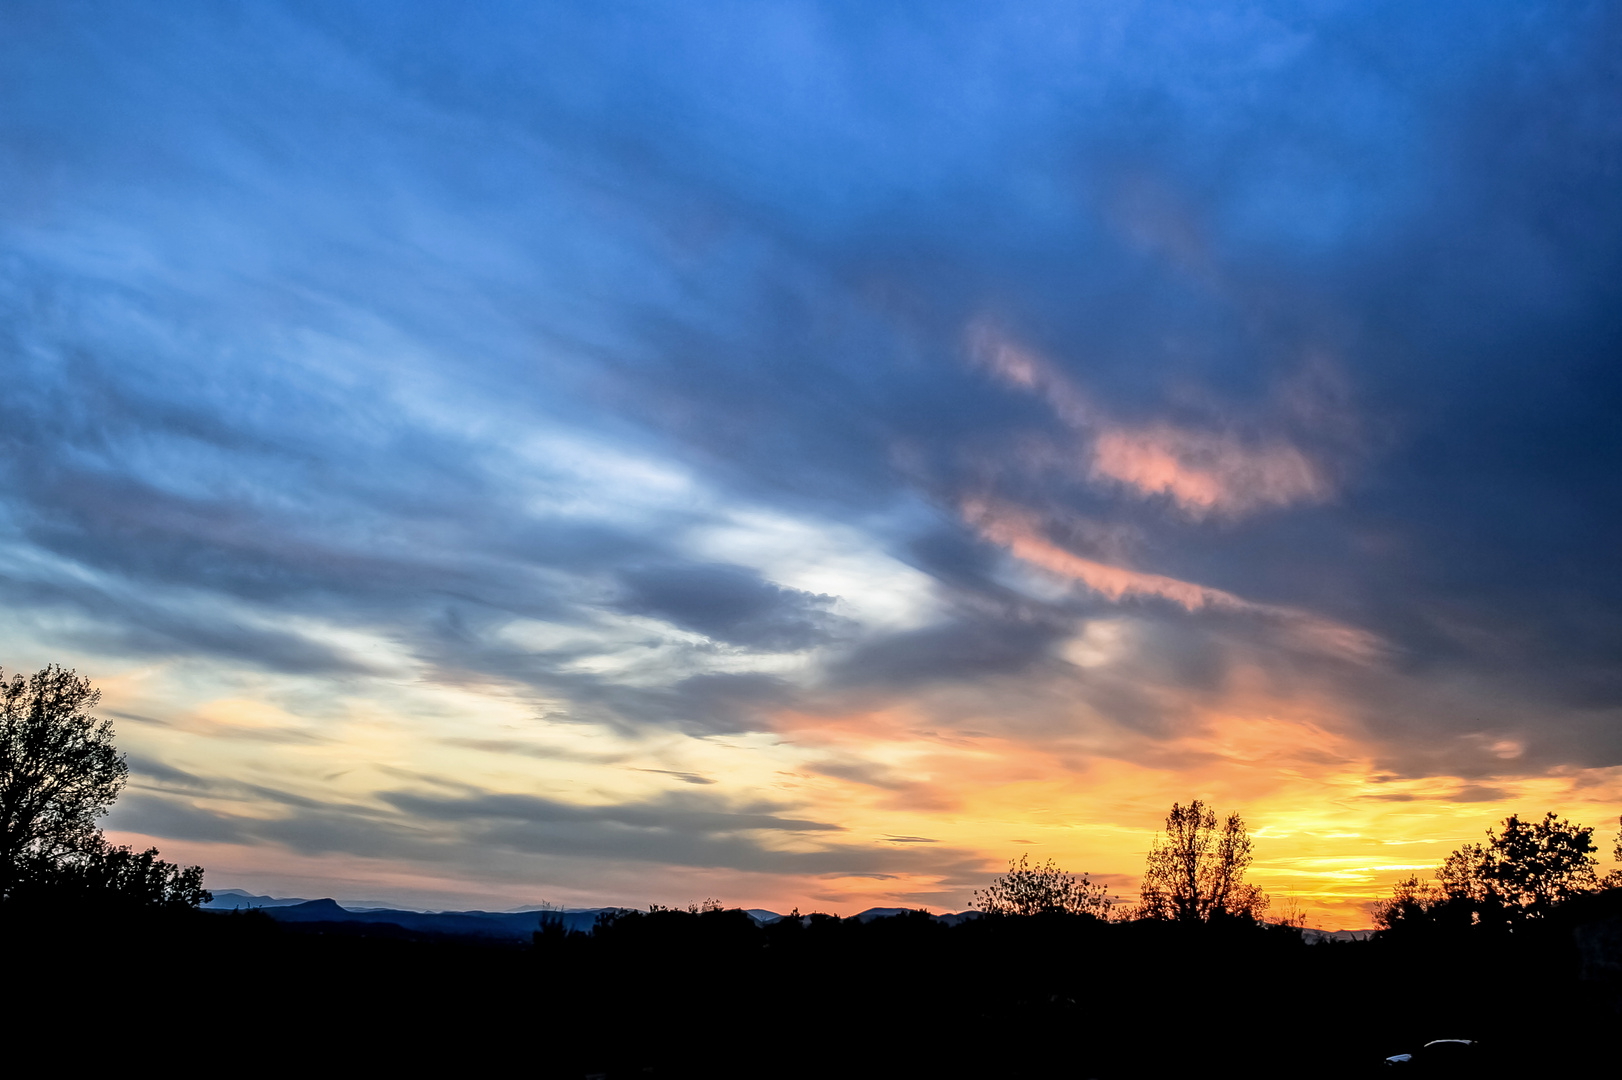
(381, 789, 841, 836)
(108, 778, 989, 885)
(634, 769, 717, 786)
(375, 785, 988, 879)
(830, 608, 1073, 690)
(463, 669, 804, 738)
(615, 563, 849, 651)
(124, 754, 209, 788)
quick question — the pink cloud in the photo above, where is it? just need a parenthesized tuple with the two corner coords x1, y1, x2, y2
(961, 498, 1245, 611)
(968, 324, 1331, 517)
(961, 497, 1386, 662)
(967, 323, 1098, 428)
(1090, 424, 1328, 516)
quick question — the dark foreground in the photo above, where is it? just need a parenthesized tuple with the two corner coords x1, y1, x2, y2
(8, 896, 1620, 1078)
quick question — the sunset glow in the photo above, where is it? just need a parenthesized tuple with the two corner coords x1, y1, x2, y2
(4, 2, 1618, 929)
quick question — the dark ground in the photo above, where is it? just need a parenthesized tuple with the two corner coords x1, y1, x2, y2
(7, 896, 1619, 1078)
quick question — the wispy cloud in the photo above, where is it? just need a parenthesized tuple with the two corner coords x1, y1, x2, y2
(962, 496, 1244, 611)
(1089, 424, 1328, 516)
(969, 323, 1332, 517)
(960, 496, 1385, 664)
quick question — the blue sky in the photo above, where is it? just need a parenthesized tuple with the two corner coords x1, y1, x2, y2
(1, 1, 1618, 921)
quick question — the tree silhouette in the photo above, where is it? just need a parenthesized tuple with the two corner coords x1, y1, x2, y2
(1376, 810, 1602, 931)
(1443, 812, 1596, 918)
(0, 664, 207, 906)
(35, 837, 212, 909)
(1137, 800, 1268, 923)
(1372, 874, 1443, 931)
(973, 853, 1112, 918)
(1606, 815, 1622, 888)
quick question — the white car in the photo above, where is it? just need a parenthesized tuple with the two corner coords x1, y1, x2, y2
(1384, 1038, 1478, 1068)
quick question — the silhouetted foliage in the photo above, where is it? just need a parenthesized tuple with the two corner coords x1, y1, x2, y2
(1373, 874, 1444, 931)
(13, 838, 211, 909)
(1605, 814, 1622, 888)
(0, 664, 207, 907)
(1376, 811, 1600, 932)
(13, 889, 1608, 1078)
(1271, 894, 1309, 930)
(1451, 812, 1596, 914)
(1137, 799, 1268, 922)
(646, 896, 725, 915)
(1, 665, 127, 898)
(3, 864, 1615, 1080)
(973, 853, 1113, 918)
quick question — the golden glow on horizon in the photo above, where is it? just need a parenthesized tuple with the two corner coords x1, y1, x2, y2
(94, 656, 1622, 928)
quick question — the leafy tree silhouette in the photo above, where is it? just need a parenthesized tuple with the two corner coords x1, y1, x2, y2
(38, 838, 211, 909)
(0, 664, 208, 907)
(1372, 874, 1445, 932)
(1136, 799, 1268, 922)
(1442, 812, 1596, 917)
(1375, 810, 1602, 931)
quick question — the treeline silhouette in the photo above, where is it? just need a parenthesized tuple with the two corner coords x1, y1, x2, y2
(7, 876, 1620, 1077)
(6, 666, 1621, 1076)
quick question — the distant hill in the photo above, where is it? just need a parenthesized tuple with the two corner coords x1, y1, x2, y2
(206, 889, 316, 909)
(208, 893, 1368, 941)
(1301, 927, 1375, 944)
(204, 892, 618, 940)
(748, 907, 982, 926)
(203, 892, 984, 940)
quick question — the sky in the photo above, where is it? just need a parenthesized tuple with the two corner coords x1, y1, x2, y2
(1, 1, 1618, 926)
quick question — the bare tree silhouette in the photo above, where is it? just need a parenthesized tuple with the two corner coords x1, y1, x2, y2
(1137, 800, 1268, 923)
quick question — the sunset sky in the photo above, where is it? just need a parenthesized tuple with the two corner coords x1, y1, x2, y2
(2, 2, 1618, 927)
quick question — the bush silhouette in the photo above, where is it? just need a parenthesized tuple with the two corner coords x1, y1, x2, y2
(973, 853, 1112, 918)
